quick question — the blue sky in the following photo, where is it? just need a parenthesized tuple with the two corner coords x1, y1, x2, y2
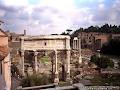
(0, 0, 120, 35)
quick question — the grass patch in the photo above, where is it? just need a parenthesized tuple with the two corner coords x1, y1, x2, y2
(39, 56, 50, 64)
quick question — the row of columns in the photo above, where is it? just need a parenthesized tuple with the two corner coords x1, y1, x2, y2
(20, 49, 71, 84)
(73, 37, 82, 64)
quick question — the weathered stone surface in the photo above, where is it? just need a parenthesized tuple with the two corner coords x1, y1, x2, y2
(21, 35, 70, 51)
(0, 45, 9, 61)
(0, 29, 11, 90)
(20, 35, 71, 84)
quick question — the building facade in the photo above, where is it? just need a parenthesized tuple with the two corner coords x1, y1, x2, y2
(0, 29, 11, 90)
(78, 32, 109, 51)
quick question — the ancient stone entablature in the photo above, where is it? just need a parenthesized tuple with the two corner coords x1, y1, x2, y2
(20, 35, 71, 84)
(21, 35, 70, 51)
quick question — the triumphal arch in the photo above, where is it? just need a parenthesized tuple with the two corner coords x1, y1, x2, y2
(20, 35, 71, 83)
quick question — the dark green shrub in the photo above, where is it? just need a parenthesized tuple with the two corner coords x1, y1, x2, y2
(20, 73, 52, 87)
(90, 55, 114, 69)
(118, 61, 120, 69)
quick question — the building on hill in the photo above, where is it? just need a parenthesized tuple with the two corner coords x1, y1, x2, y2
(73, 31, 120, 52)
(0, 29, 11, 90)
(94, 34, 110, 50)
(111, 34, 120, 40)
(77, 32, 110, 51)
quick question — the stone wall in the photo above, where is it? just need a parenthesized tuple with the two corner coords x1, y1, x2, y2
(0, 29, 11, 90)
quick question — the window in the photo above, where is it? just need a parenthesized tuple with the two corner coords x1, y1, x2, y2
(89, 40, 92, 42)
(44, 42, 47, 46)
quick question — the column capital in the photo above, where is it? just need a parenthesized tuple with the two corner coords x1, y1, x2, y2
(20, 50, 25, 56)
(20, 49, 24, 52)
(66, 49, 71, 51)
(21, 37, 24, 40)
(34, 51, 38, 56)
(54, 49, 57, 52)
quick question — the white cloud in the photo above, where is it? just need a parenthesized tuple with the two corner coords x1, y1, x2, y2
(1, 0, 119, 35)
(0, 9, 5, 17)
(89, 0, 105, 3)
(38, 0, 76, 12)
(98, 0, 105, 3)
(0, 0, 29, 6)
(22, 0, 93, 35)
(98, 3, 105, 10)
(0, 0, 97, 35)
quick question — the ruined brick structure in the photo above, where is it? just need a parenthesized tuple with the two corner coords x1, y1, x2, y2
(0, 29, 11, 90)
(78, 32, 109, 51)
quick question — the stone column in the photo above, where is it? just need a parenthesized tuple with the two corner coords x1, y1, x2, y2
(66, 50, 70, 81)
(74, 40, 76, 49)
(76, 40, 78, 49)
(73, 40, 74, 49)
(21, 50, 25, 76)
(78, 38, 82, 64)
(21, 37, 24, 50)
(34, 51, 38, 73)
(62, 51, 66, 81)
(54, 50, 59, 84)
(51, 52, 54, 82)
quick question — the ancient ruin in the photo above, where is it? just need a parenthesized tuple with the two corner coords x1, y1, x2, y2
(20, 35, 71, 83)
(72, 37, 82, 64)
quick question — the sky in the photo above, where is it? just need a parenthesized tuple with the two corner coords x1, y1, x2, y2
(0, 0, 120, 35)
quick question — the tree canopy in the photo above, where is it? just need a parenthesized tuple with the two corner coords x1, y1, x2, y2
(71, 24, 120, 37)
(101, 39, 120, 56)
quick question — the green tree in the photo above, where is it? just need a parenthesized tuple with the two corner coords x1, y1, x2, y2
(61, 29, 73, 35)
(101, 39, 120, 56)
(90, 55, 99, 65)
(66, 29, 72, 35)
(118, 61, 120, 69)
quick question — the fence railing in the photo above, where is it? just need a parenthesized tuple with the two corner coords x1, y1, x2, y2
(86, 86, 120, 90)
(17, 83, 120, 90)
(16, 84, 56, 90)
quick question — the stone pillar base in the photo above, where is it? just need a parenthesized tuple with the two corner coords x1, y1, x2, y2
(66, 73, 72, 84)
(54, 78, 59, 85)
(54, 72, 59, 84)
(79, 56, 82, 64)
